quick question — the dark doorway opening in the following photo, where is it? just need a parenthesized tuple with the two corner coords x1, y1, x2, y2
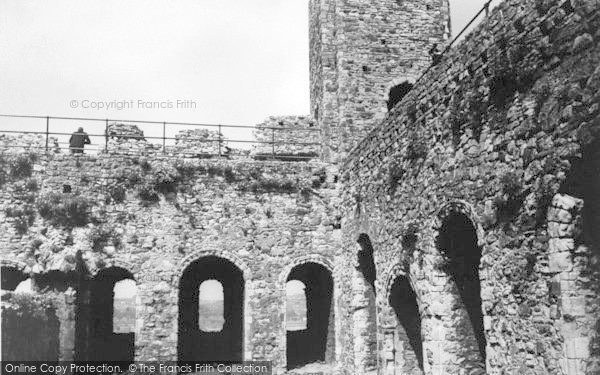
(1, 266, 27, 291)
(286, 262, 334, 370)
(88, 267, 135, 363)
(387, 82, 414, 111)
(437, 212, 486, 361)
(389, 275, 423, 373)
(178, 256, 244, 362)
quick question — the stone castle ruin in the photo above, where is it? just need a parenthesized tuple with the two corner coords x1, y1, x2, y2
(1, 0, 600, 374)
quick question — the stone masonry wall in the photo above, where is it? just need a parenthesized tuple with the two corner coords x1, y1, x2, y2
(0, 149, 343, 374)
(253, 116, 321, 159)
(310, 0, 451, 162)
(341, 0, 600, 374)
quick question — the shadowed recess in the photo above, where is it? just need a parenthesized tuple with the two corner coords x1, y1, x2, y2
(438, 212, 486, 362)
(559, 138, 600, 255)
(389, 275, 424, 373)
(356, 233, 378, 371)
(87, 267, 136, 363)
(1, 266, 27, 291)
(387, 82, 414, 111)
(286, 262, 334, 370)
(178, 256, 244, 362)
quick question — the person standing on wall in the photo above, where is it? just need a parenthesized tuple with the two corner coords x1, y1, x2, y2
(429, 43, 443, 66)
(69, 127, 91, 153)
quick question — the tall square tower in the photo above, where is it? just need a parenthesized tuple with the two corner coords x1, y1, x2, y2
(309, 0, 451, 162)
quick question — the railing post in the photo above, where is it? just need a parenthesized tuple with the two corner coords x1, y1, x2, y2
(45, 116, 49, 152)
(271, 127, 275, 159)
(163, 122, 166, 154)
(105, 119, 109, 152)
(218, 124, 222, 157)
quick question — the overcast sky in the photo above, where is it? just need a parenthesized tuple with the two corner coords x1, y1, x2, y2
(0, 0, 499, 146)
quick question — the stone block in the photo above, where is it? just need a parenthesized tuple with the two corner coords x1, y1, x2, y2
(552, 195, 583, 212)
(561, 296, 586, 316)
(431, 325, 445, 341)
(484, 316, 492, 331)
(549, 251, 573, 272)
(547, 207, 573, 223)
(561, 358, 585, 375)
(565, 337, 590, 359)
(548, 238, 575, 253)
(548, 222, 577, 238)
(431, 365, 445, 375)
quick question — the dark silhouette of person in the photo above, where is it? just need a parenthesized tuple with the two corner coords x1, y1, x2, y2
(429, 43, 443, 66)
(69, 127, 91, 153)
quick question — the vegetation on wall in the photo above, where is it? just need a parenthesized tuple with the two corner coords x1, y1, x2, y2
(36, 192, 92, 227)
(4, 204, 36, 235)
(400, 221, 420, 249)
(494, 171, 525, 222)
(2, 177, 39, 235)
(449, 88, 489, 145)
(406, 134, 428, 161)
(388, 163, 405, 194)
(0, 153, 38, 185)
(90, 224, 122, 252)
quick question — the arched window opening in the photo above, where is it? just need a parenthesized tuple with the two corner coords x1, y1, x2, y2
(286, 280, 308, 331)
(113, 279, 137, 334)
(389, 276, 423, 373)
(1, 266, 27, 291)
(88, 267, 135, 363)
(387, 82, 414, 111)
(178, 256, 244, 362)
(438, 212, 486, 363)
(286, 263, 334, 371)
(199, 280, 225, 332)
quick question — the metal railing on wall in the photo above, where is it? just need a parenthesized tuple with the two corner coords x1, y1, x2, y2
(414, 0, 494, 86)
(0, 114, 322, 161)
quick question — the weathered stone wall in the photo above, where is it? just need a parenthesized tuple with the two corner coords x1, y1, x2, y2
(310, 0, 451, 162)
(105, 121, 319, 160)
(0, 133, 60, 153)
(0, 149, 343, 373)
(253, 116, 321, 159)
(341, 0, 600, 374)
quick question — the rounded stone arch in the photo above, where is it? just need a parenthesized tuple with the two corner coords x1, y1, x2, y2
(176, 249, 252, 361)
(434, 200, 485, 248)
(382, 262, 426, 304)
(278, 255, 335, 285)
(384, 77, 417, 104)
(90, 260, 138, 279)
(383, 263, 409, 301)
(381, 262, 426, 374)
(178, 249, 252, 282)
(385, 77, 417, 112)
(280, 255, 336, 370)
(433, 199, 487, 369)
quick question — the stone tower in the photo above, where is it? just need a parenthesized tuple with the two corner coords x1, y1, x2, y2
(309, 0, 451, 162)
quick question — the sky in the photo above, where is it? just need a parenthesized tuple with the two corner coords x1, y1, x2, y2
(1, 0, 501, 304)
(0, 0, 499, 150)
